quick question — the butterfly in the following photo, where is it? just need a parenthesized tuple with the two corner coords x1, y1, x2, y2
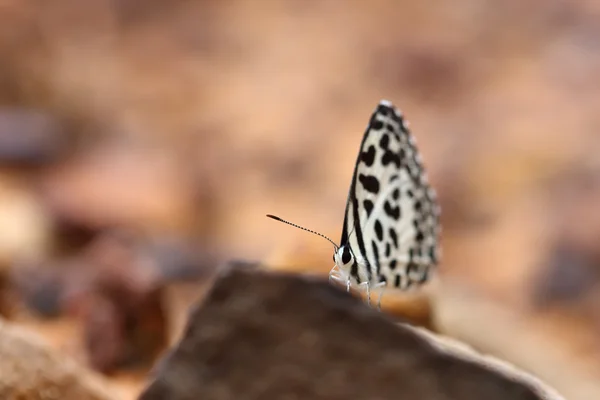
(267, 100, 441, 309)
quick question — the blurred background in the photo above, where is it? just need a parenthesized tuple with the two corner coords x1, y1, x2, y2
(1, 0, 600, 399)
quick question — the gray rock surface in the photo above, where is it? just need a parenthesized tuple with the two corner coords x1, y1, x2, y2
(139, 263, 563, 400)
(0, 319, 115, 400)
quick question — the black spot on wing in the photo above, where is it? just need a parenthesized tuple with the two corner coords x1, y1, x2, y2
(371, 240, 380, 265)
(416, 231, 424, 242)
(374, 220, 383, 241)
(385, 242, 391, 258)
(372, 119, 383, 130)
(363, 200, 374, 217)
(358, 174, 380, 194)
(377, 104, 391, 116)
(399, 148, 406, 160)
(350, 261, 360, 283)
(389, 260, 397, 270)
(389, 228, 398, 248)
(415, 200, 422, 211)
(389, 108, 403, 124)
(429, 246, 437, 264)
(379, 134, 389, 150)
(394, 274, 401, 287)
(381, 150, 401, 167)
(389, 174, 399, 183)
(384, 201, 400, 220)
(392, 188, 400, 200)
(360, 145, 376, 167)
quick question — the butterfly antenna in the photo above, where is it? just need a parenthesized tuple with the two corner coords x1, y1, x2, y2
(266, 214, 339, 250)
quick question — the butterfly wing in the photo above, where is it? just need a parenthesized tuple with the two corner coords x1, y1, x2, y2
(340, 100, 441, 289)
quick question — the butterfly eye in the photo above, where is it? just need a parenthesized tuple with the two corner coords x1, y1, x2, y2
(341, 246, 352, 265)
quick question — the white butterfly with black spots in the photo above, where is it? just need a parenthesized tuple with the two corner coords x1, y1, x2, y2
(267, 100, 441, 309)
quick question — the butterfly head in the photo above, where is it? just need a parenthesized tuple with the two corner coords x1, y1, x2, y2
(333, 245, 354, 271)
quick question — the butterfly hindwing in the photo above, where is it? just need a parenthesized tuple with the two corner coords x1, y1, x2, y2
(340, 100, 440, 289)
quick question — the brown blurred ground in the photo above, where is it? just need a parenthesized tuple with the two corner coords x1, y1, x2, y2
(1, 0, 600, 399)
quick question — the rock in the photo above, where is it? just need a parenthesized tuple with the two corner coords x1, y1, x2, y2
(0, 318, 116, 400)
(533, 166, 600, 308)
(0, 108, 67, 167)
(138, 263, 563, 400)
(0, 176, 52, 269)
(0, 175, 52, 317)
(61, 231, 169, 374)
(9, 259, 66, 318)
(0, 273, 7, 318)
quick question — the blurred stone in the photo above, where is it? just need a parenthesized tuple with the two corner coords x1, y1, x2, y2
(142, 235, 217, 282)
(0, 318, 116, 400)
(52, 216, 101, 256)
(62, 231, 168, 374)
(0, 176, 52, 269)
(10, 260, 66, 318)
(0, 108, 67, 167)
(532, 242, 598, 308)
(0, 273, 7, 318)
(533, 167, 600, 307)
(378, 289, 436, 330)
(139, 264, 563, 400)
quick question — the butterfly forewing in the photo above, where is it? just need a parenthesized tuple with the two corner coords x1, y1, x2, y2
(340, 100, 440, 289)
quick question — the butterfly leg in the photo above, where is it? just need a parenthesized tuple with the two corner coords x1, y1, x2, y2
(329, 265, 349, 291)
(328, 265, 339, 286)
(356, 281, 372, 306)
(374, 282, 387, 311)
